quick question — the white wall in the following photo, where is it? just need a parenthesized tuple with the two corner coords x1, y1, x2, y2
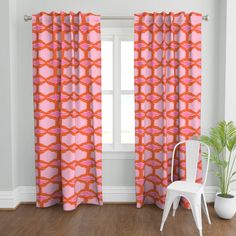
(225, 0, 236, 189)
(0, 0, 14, 190)
(225, 0, 236, 123)
(1, 0, 226, 193)
(0, 0, 18, 191)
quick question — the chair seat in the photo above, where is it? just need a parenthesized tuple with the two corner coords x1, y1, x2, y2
(167, 181, 204, 194)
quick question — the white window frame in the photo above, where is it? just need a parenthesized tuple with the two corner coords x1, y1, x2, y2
(102, 27, 134, 153)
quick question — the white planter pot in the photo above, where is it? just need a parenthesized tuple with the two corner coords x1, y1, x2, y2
(214, 193, 236, 219)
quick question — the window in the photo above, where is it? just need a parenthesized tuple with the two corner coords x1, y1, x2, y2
(102, 28, 134, 152)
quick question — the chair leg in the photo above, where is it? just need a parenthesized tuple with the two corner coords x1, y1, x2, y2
(201, 193, 211, 224)
(189, 195, 202, 236)
(160, 191, 176, 231)
(172, 196, 181, 216)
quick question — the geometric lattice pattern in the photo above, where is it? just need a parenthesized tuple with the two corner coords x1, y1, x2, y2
(134, 12, 202, 209)
(32, 12, 102, 211)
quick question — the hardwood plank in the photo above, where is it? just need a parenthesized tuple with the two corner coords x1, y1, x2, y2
(0, 204, 235, 236)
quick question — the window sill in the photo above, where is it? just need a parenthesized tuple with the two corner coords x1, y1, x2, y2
(102, 144, 135, 153)
(102, 151, 135, 160)
(102, 149, 134, 153)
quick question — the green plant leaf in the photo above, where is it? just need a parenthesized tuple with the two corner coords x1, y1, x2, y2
(202, 152, 208, 158)
(226, 121, 236, 151)
(228, 135, 236, 151)
(199, 120, 236, 195)
(230, 170, 236, 178)
(215, 172, 222, 178)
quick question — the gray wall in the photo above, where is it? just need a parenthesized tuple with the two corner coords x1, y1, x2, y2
(0, 0, 13, 190)
(0, 0, 18, 190)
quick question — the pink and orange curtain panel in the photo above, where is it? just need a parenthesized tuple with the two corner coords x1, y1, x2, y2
(32, 11, 203, 210)
(33, 12, 102, 211)
(134, 12, 202, 208)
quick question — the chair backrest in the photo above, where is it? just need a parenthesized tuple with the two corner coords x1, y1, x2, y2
(171, 140, 210, 185)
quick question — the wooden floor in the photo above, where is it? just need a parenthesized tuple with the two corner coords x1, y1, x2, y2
(0, 204, 235, 236)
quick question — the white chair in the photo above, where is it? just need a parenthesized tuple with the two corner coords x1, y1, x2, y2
(160, 140, 211, 236)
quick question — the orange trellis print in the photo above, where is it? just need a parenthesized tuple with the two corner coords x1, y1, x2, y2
(134, 12, 202, 208)
(33, 12, 102, 211)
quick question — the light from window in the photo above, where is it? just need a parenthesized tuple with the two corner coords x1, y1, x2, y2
(101, 41, 113, 90)
(121, 41, 135, 144)
(102, 40, 113, 144)
(121, 94, 135, 143)
(121, 41, 134, 91)
(102, 94, 113, 144)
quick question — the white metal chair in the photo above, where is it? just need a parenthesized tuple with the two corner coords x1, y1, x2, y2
(160, 140, 211, 236)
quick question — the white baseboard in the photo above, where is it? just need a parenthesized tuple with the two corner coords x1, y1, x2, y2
(0, 186, 36, 209)
(204, 186, 218, 202)
(103, 186, 219, 203)
(0, 185, 218, 209)
(0, 189, 17, 209)
(16, 186, 36, 203)
(103, 186, 136, 202)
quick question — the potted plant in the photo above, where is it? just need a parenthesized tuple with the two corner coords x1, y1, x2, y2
(200, 121, 236, 219)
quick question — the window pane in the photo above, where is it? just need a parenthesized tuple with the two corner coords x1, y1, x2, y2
(121, 41, 134, 90)
(102, 94, 113, 143)
(121, 94, 135, 143)
(102, 41, 113, 90)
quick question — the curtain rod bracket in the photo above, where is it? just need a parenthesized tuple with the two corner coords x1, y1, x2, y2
(24, 15, 32, 22)
(202, 14, 209, 21)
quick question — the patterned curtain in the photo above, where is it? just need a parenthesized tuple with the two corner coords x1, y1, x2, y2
(33, 12, 102, 211)
(134, 12, 202, 208)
